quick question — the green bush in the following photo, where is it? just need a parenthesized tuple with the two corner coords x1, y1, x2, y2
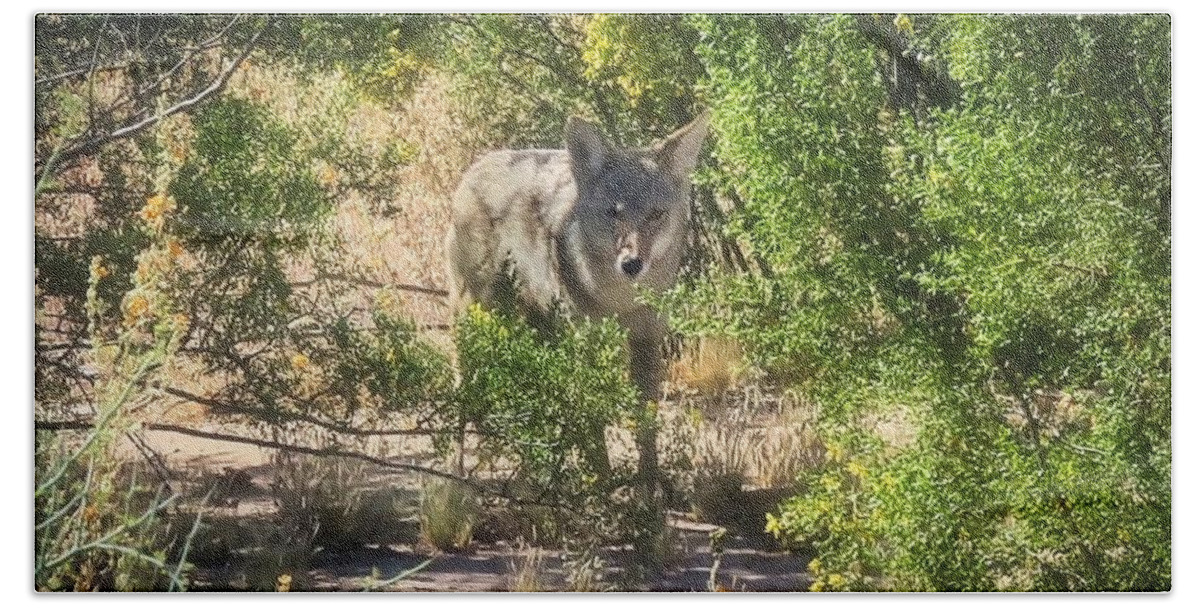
(455, 304, 639, 500)
(35, 304, 194, 591)
(674, 13, 1169, 591)
(171, 98, 331, 248)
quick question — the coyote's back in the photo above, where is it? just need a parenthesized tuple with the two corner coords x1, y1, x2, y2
(446, 112, 710, 400)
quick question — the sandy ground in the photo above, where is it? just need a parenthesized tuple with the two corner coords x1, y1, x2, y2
(123, 425, 811, 592)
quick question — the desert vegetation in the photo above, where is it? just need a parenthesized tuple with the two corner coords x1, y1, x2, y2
(35, 14, 1169, 591)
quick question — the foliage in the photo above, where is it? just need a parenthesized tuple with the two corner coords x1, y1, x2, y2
(34, 14, 454, 590)
(270, 15, 444, 103)
(34, 14, 271, 169)
(455, 303, 640, 507)
(445, 14, 703, 148)
(158, 70, 454, 439)
(34, 360, 190, 591)
(674, 13, 1169, 591)
(171, 98, 330, 247)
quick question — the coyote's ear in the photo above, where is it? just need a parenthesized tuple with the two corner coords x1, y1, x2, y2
(654, 109, 711, 178)
(566, 117, 611, 187)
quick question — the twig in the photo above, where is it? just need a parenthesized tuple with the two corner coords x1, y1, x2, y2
(125, 430, 177, 495)
(360, 558, 434, 591)
(291, 271, 449, 297)
(168, 487, 212, 591)
(159, 386, 437, 437)
(114, 15, 245, 114)
(141, 422, 480, 488)
(35, 356, 159, 498)
(37, 417, 563, 508)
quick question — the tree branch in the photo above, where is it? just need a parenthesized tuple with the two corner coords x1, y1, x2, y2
(35, 418, 560, 507)
(290, 271, 449, 298)
(147, 423, 470, 483)
(48, 17, 270, 171)
(158, 386, 436, 438)
(854, 15, 961, 115)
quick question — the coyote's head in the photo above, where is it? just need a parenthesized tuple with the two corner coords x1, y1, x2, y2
(565, 111, 710, 283)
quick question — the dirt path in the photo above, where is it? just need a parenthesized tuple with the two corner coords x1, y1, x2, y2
(125, 429, 811, 592)
(304, 527, 811, 592)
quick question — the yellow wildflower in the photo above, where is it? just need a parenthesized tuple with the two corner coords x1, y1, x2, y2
(375, 289, 396, 311)
(291, 354, 310, 370)
(82, 504, 100, 525)
(826, 573, 848, 590)
(846, 461, 869, 479)
(124, 294, 151, 326)
(275, 573, 292, 592)
(808, 558, 823, 574)
(134, 249, 171, 284)
(138, 194, 177, 227)
(468, 303, 487, 322)
(168, 140, 189, 163)
(89, 256, 109, 280)
(318, 165, 339, 187)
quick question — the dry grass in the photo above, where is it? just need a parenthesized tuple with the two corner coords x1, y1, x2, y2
(743, 423, 825, 489)
(271, 453, 378, 549)
(507, 540, 549, 592)
(563, 547, 611, 592)
(418, 478, 478, 552)
(859, 406, 918, 453)
(667, 363, 824, 535)
(682, 381, 822, 491)
(328, 73, 478, 336)
(670, 336, 746, 397)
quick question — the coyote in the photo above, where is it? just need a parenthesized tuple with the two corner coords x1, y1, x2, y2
(446, 111, 710, 403)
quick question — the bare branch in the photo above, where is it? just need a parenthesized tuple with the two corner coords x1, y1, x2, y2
(158, 386, 438, 438)
(116, 15, 245, 113)
(854, 15, 961, 115)
(49, 18, 270, 171)
(35, 418, 557, 506)
(291, 271, 449, 298)
(146, 423, 469, 480)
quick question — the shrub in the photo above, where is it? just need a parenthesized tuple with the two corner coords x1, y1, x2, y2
(679, 13, 1170, 591)
(455, 304, 639, 505)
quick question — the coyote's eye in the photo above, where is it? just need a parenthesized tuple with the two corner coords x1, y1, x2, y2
(647, 209, 665, 222)
(606, 207, 620, 219)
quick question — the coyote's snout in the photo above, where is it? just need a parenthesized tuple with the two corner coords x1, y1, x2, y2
(446, 111, 710, 402)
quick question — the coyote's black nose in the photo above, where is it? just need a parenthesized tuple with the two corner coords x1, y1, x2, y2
(621, 258, 644, 277)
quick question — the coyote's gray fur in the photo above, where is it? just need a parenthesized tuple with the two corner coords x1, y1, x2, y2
(446, 111, 710, 402)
